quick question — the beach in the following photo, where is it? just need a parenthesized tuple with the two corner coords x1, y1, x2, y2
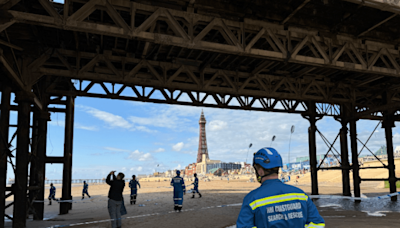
(5, 160, 400, 228)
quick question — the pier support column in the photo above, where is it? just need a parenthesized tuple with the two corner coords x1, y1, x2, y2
(349, 111, 361, 202)
(13, 92, 32, 228)
(302, 102, 321, 196)
(383, 110, 397, 201)
(0, 86, 11, 228)
(60, 96, 75, 214)
(30, 106, 50, 219)
(339, 105, 351, 196)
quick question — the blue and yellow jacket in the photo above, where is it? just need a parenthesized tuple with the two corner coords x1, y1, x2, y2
(129, 180, 141, 189)
(237, 179, 325, 228)
(171, 176, 185, 193)
(49, 186, 56, 197)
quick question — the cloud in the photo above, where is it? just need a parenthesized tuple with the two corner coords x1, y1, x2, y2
(128, 150, 154, 161)
(139, 153, 152, 161)
(75, 123, 99, 131)
(153, 148, 165, 153)
(49, 120, 98, 131)
(127, 105, 200, 132)
(130, 166, 143, 172)
(172, 142, 184, 152)
(90, 153, 102, 156)
(78, 105, 159, 133)
(82, 106, 133, 129)
(104, 147, 130, 153)
(208, 120, 227, 131)
(134, 125, 157, 133)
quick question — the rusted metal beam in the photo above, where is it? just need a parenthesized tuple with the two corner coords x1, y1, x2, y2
(303, 102, 320, 196)
(0, 86, 11, 228)
(339, 105, 351, 196)
(281, 0, 310, 25)
(60, 96, 74, 214)
(45, 156, 64, 164)
(349, 112, 361, 203)
(32, 109, 49, 220)
(13, 92, 31, 227)
(0, 49, 43, 110)
(358, 13, 397, 37)
(0, 39, 23, 51)
(382, 93, 397, 201)
(6, 2, 400, 78)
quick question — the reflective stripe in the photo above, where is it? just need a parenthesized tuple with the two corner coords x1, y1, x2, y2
(174, 198, 182, 200)
(249, 193, 308, 210)
(305, 222, 325, 228)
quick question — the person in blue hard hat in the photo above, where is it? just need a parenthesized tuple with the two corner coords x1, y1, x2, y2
(129, 175, 141, 205)
(236, 147, 325, 228)
(191, 173, 202, 198)
(82, 181, 91, 200)
(48, 183, 57, 205)
(171, 170, 185, 212)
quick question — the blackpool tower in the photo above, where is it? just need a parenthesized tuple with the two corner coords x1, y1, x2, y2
(197, 110, 209, 163)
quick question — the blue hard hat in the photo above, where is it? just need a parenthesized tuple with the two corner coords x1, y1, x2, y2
(176, 170, 181, 175)
(253, 147, 283, 169)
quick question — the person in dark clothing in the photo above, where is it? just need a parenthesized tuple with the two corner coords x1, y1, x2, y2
(106, 171, 125, 228)
(191, 173, 202, 198)
(129, 175, 141, 205)
(48, 183, 57, 205)
(82, 181, 91, 199)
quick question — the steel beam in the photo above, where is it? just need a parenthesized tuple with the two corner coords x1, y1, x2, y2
(29, 96, 49, 220)
(383, 110, 397, 201)
(45, 156, 64, 164)
(350, 112, 361, 202)
(339, 105, 351, 196)
(6, 2, 400, 78)
(13, 92, 32, 228)
(0, 49, 43, 110)
(60, 96, 74, 214)
(33, 110, 49, 220)
(28, 110, 39, 216)
(0, 86, 11, 228)
(303, 102, 319, 195)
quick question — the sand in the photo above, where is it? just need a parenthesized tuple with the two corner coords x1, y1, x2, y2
(5, 161, 400, 228)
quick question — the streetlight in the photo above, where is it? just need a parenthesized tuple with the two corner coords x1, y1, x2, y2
(270, 135, 276, 147)
(245, 143, 253, 164)
(288, 125, 295, 165)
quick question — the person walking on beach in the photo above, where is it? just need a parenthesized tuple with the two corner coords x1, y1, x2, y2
(171, 170, 185, 212)
(237, 147, 325, 228)
(129, 175, 141, 205)
(191, 173, 202, 198)
(48, 183, 57, 205)
(106, 171, 125, 228)
(82, 181, 91, 199)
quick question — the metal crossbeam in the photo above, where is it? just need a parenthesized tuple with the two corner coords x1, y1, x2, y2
(4, 1, 400, 78)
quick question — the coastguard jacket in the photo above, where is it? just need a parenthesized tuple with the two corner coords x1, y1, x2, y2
(193, 177, 199, 187)
(83, 183, 88, 191)
(49, 186, 56, 196)
(129, 180, 141, 189)
(237, 179, 325, 228)
(170, 176, 186, 193)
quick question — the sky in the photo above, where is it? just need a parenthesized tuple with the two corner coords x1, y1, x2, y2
(2, 88, 400, 181)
